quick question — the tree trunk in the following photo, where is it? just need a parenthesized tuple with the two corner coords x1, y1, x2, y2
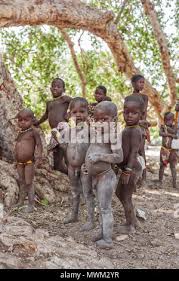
(0, 0, 167, 120)
(0, 56, 69, 207)
(60, 29, 87, 98)
(141, 0, 176, 109)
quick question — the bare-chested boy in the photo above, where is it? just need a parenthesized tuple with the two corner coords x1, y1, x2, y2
(34, 78, 72, 174)
(88, 85, 112, 120)
(159, 112, 178, 188)
(81, 101, 123, 249)
(15, 108, 43, 212)
(116, 95, 145, 234)
(131, 74, 150, 182)
(52, 97, 90, 224)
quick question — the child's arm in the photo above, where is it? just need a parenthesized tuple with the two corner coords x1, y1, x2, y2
(125, 128, 141, 170)
(159, 126, 168, 137)
(88, 150, 123, 164)
(34, 130, 43, 167)
(159, 126, 177, 139)
(87, 133, 123, 164)
(34, 102, 49, 126)
(166, 126, 177, 138)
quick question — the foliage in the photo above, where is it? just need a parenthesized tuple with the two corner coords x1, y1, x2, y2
(0, 0, 178, 136)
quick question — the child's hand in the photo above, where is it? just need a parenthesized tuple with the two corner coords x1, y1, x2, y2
(51, 129, 60, 143)
(88, 153, 101, 163)
(121, 172, 131, 185)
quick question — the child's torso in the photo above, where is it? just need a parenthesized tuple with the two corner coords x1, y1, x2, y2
(48, 97, 70, 128)
(85, 143, 112, 176)
(120, 127, 141, 169)
(15, 129, 35, 162)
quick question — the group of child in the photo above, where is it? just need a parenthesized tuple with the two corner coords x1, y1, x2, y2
(12, 74, 179, 249)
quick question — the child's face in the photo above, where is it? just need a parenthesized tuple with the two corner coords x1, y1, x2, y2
(132, 78, 145, 92)
(94, 88, 106, 103)
(123, 101, 142, 126)
(94, 109, 114, 123)
(18, 114, 33, 130)
(70, 102, 88, 124)
(51, 80, 64, 98)
(164, 115, 174, 126)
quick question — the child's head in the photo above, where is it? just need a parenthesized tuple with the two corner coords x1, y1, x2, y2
(164, 112, 174, 126)
(69, 97, 88, 124)
(17, 108, 34, 130)
(94, 85, 107, 103)
(131, 74, 145, 92)
(94, 101, 117, 122)
(123, 95, 144, 126)
(51, 78, 65, 98)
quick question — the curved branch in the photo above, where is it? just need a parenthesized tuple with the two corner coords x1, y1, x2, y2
(60, 29, 87, 97)
(141, 0, 176, 108)
(0, 0, 165, 120)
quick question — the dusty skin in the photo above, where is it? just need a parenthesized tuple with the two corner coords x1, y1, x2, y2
(1, 146, 179, 269)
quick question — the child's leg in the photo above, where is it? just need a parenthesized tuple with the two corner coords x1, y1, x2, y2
(140, 137, 146, 182)
(15, 164, 26, 206)
(80, 171, 95, 231)
(53, 145, 67, 174)
(95, 169, 116, 249)
(64, 167, 82, 223)
(169, 151, 177, 188)
(24, 163, 35, 212)
(116, 174, 137, 234)
(159, 151, 165, 184)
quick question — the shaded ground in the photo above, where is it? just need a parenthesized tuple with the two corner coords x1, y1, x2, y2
(1, 146, 179, 269)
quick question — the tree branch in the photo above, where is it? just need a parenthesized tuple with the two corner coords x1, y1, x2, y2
(0, 0, 167, 120)
(114, 0, 128, 25)
(60, 29, 87, 97)
(141, 0, 176, 108)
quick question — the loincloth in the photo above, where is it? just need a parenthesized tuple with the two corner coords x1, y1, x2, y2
(17, 160, 33, 166)
(160, 146, 177, 166)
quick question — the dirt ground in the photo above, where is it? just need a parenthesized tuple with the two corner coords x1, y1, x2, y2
(1, 146, 179, 269)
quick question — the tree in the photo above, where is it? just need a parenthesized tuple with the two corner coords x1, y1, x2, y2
(0, 0, 178, 205)
(0, 0, 177, 120)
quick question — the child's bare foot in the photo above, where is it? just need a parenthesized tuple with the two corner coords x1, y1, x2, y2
(96, 239, 113, 249)
(80, 221, 94, 232)
(13, 201, 24, 208)
(64, 215, 78, 224)
(23, 205, 34, 213)
(117, 224, 136, 235)
(92, 232, 103, 242)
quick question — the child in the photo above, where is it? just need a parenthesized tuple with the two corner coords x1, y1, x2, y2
(81, 101, 123, 249)
(52, 97, 90, 224)
(34, 78, 72, 174)
(159, 112, 178, 188)
(116, 95, 145, 234)
(88, 85, 112, 120)
(131, 74, 150, 182)
(15, 108, 43, 212)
